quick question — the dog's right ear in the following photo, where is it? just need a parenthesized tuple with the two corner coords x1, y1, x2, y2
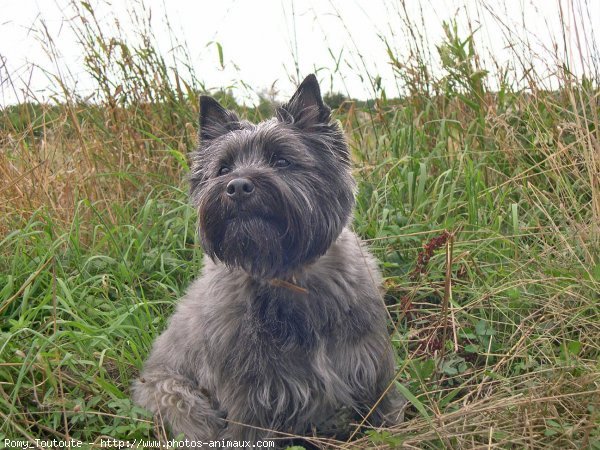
(199, 96, 240, 142)
(277, 74, 331, 129)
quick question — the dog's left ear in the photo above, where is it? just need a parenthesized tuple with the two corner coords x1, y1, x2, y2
(277, 74, 331, 129)
(199, 96, 240, 142)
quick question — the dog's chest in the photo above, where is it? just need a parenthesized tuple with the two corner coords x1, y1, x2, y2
(196, 274, 369, 434)
(214, 289, 320, 369)
(205, 287, 346, 410)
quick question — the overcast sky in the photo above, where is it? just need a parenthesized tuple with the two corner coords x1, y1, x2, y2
(1, 0, 598, 105)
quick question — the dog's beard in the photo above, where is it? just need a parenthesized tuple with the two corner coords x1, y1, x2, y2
(198, 188, 294, 279)
(219, 215, 287, 279)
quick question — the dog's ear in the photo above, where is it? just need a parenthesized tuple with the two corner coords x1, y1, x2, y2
(277, 74, 331, 129)
(199, 96, 240, 142)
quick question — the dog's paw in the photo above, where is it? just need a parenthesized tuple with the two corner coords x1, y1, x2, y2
(382, 392, 408, 425)
(133, 374, 226, 440)
(177, 400, 226, 440)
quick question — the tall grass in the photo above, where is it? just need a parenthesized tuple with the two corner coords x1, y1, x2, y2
(1, 0, 599, 448)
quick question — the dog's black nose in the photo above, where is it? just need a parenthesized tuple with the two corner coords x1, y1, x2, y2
(226, 178, 255, 199)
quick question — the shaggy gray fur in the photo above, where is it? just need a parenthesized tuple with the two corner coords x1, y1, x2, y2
(133, 74, 405, 445)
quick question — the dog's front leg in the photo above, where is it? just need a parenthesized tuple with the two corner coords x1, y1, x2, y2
(133, 372, 226, 441)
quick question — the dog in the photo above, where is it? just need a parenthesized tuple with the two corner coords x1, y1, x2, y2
(133, 74, 405, 445)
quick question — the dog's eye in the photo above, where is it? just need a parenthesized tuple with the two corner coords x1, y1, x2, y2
(273, 158, 291, 168)
(218, 166, 231, 176)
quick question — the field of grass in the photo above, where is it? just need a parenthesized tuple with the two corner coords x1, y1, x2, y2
(1, 1, 599, 448)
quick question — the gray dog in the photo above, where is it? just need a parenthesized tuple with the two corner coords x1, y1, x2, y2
(133, 74, 405, 445)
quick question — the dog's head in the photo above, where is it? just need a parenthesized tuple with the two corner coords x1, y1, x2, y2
(190, 75, 355, 279)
